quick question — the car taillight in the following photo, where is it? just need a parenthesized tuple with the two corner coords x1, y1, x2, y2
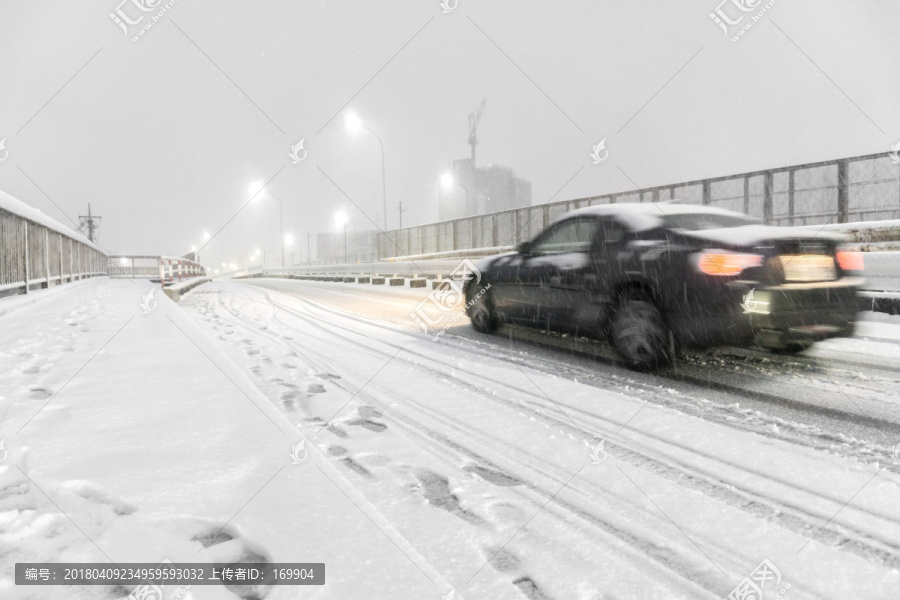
(835, 249, 863, 272)
(694, 251, 763, 277)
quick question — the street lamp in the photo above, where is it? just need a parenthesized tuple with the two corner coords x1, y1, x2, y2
(248, 183, 286, 267)
(441, 173, 471, 215)
(345, 111, 387, 230)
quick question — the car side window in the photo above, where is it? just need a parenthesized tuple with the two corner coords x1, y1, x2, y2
(530, 218, 600, 255)
(592, 219, 625, 248)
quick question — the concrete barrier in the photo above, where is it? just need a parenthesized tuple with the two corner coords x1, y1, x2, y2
(343, 277, 356, 283)
(162, 277, 211, 302)
(409, 279, 427, 288)
(371, 277, 386, 285)
(357, 277, 371, 284)
(861, 292, 900, 315)
(389, 278, 405, 286)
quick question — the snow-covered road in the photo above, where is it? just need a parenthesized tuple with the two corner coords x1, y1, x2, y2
(179, 278, 900, 600)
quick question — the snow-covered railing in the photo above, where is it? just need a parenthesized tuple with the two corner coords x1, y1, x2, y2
(108, 255, 206, 283)
(0, 190, 107, 296)
(241, 260, 465, 279)
(374, 151, 900, 260)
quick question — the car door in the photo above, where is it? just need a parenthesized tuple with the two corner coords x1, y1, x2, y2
(570, 218, 627, 329)
(518, 218, 598, 326)
(541, 217, 625, 328)
(485, 253, 528, 321)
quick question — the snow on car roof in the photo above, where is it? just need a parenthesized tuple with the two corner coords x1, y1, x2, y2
(560, 202, 753, 231)
(683, 224, 846, 244)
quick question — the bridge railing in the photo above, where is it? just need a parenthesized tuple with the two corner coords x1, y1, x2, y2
(376, 151, 900, 260)
(0, 191, 107, 296)
(108, 255, 206, 283)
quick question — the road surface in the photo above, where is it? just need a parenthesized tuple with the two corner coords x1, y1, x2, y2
(177, 278, 900, 600)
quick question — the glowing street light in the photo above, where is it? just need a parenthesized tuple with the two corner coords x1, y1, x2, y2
(344, 111, 387, 230)
(440, 172, 471, 214)
(344, 111, 363, 133)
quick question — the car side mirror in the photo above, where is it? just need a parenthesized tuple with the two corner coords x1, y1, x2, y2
(516, 241, 531, 256)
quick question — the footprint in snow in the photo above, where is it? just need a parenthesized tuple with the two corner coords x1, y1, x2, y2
(486, 501, 526, 526)
(28, 387, 52, 400)
(326, 424, 348, 438)
(512, 576, 552, 600)
(464, 465, 523, 487)
(356, 406, 382, 419)
(347, 419, 387, 433)
(413, 469, 483, 525)
(189, 522, 275, 600)
(340, 457, 373, 478)
(482, 545, 521, 573)
(280, 390, 303, 402)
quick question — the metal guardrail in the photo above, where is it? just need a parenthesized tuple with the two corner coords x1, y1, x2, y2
(108, 255, 206, 283)
(0, 192, 107, 296)
(238, 261, 462, 279)
(375, 151, 900, 260)
(234, 248, 900, 295)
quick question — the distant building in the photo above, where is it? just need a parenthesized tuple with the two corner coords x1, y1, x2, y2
(439, 159, 532, 220)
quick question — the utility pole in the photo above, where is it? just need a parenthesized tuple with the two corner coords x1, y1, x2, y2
(78, 204, 101, 242)
(307, 231, 311, 266)
(398, 201, 409, 229)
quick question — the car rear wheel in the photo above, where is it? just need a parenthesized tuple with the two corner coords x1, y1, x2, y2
(767, 341, 812, 355)
(611, 300, 671, 370)
(469, 290, 499, 333)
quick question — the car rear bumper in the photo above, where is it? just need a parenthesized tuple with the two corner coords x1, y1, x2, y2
(672, 277, 862, 349)
(745, 278, 860, 347)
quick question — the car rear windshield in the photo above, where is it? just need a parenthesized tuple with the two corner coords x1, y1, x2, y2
(661, 213, 759, 231)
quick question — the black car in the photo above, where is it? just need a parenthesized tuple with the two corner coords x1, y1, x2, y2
(464, 203, 863, 369)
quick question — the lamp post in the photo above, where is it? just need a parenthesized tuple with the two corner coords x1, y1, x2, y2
(345, 112, 387, 230)
(441, 173, 471, 216)
(335, 210, 348, 263)
(334, 211, 358, 263)
(248, 184, 285, 267)
(284, 233, 295, 266)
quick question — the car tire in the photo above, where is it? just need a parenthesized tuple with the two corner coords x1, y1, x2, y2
(469, 289, 500, 334)
(611, 299, 671, 370)
(768, 341, 812, 355)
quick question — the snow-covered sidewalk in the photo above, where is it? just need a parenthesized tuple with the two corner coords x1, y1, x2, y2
(0, 279, 451, 599)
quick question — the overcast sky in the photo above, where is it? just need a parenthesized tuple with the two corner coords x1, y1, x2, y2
(1, 0, 898, 265)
